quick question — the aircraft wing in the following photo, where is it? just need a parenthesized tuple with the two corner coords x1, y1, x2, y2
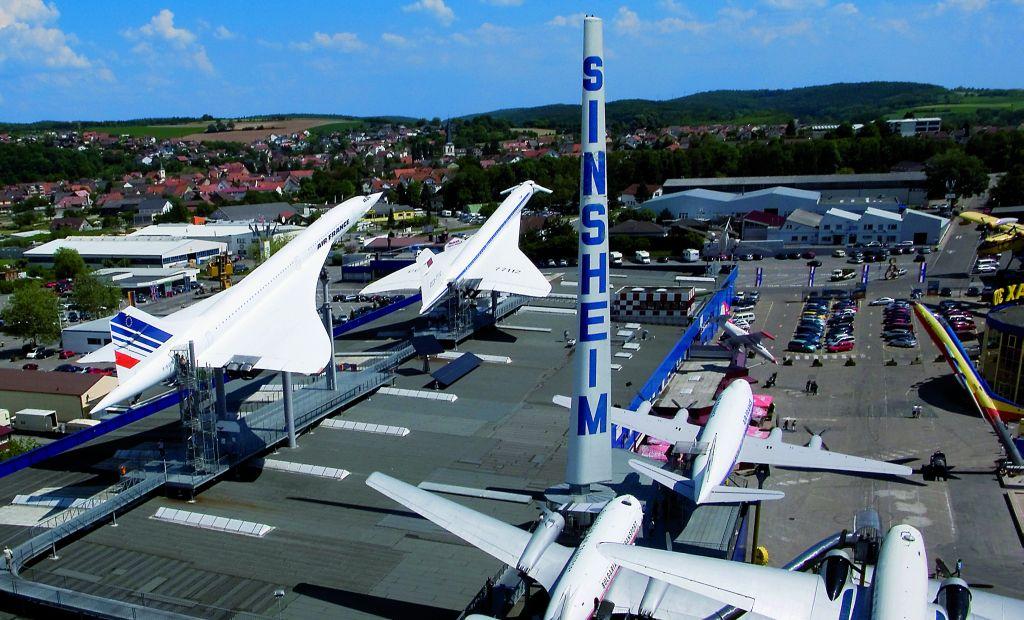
(366, 472, 572, 591)
(959, 210, 1021, 232)
(737, 435, 912, 476)
(604, 567, 747, 619)
(79, 342, 116, 364)
(599, 543, 821, 618)
(361, 248, 458, 296)
(197, 241, 334, 374)
(471, 248, 552, 298)
(552, 395, 699, 444)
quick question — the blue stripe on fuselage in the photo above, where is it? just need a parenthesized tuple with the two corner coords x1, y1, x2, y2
(110, 324, 160, 351)
(452, 191, 532, 283)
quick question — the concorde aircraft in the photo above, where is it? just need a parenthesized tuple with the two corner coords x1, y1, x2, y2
(599, 523, 1024, 619)
(359, 180, 553, 315)
(717, 315, 777, 364)
(365, 473, 733, 620)
(555, 379, 912, 505)
(80, 193, 382, 413)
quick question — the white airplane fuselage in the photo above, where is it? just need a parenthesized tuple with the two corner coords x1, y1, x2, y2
(91, 195, 376, 413)
(545, 496, 643, 620)
(691, 380, 754, 504)
(873, 524, 928, 619)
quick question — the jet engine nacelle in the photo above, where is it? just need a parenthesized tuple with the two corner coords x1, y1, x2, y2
(816, 549, 852, 601)
(935, 577, 972, 620)
(807, 434, 824, 451)
(516, 510, 565, 574)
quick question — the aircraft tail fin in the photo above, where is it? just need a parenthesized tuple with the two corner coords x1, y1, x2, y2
(416, 248, 450, 313)
(110, 306, 174, 379)
(629, 459, 784, 505)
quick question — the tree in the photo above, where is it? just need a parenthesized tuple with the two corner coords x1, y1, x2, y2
(12, 211, 36, 227)
(154, 199, 189, 223)
(657, 208, 674, 223)
(990, 166, 1024, 207)
(1, 437, 40, 462)
(386, 208, 396, 229)
(71, 274, 122, 317)
(634, 183, 652, 203)
(1, 283, 61, 344)
(44, 204, 55, 218)
(53, 247, 87, 279)
(925, 150, 989, 198)
(785, 119, 797, 137)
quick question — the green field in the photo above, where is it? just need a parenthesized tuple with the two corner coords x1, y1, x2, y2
(85, 125, 205, 138)
(309, 120, 362, 135)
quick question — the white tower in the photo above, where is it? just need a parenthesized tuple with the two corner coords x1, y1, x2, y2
(565, 16, 613, 492)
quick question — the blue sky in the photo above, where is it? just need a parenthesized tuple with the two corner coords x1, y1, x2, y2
(0, 0, 1022, 122)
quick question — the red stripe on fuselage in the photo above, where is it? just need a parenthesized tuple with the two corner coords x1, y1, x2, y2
(115, 351, 140, 368)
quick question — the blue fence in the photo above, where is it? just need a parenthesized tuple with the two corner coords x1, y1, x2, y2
(334, 293, 421, 337)
(614, 269, 738, 448)
(0, 390, 183, 479)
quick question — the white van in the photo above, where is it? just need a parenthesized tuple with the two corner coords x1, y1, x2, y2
(732, 311, 756, 325)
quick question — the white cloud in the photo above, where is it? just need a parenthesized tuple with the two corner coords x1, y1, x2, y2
(614, 6, 708, 36)
(935, 0, 988, 12)
(719, 6, 756, 22)
(403, 0, 455, 26)
(481, 0, 523, 5)
(124, 10, 213, 74)
(296, 31, 365, 52)
(214, 25, 235, 40)
(874, 18, 910, 33)
(614, 6, 643, 35)
(547, 12, 586, 27)
(135, 9, 195, 47)
(832, 2, 859, 15)
(0, 0, 57, 28)
(0, 0, 108, 76)
(762, 0, 826, 9)
(749, 18, 812, 43)
(381, 32, 410, 47)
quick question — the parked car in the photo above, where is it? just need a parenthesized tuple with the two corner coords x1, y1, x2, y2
(788, 340, 819, 353)
(806, 259, 822, 267)
(939, 287, 953, 297)
(787, 252, 801, 259)
(870, 297, 895, 306)
(25, 347, 49, 359)
(827, 340, 856, 353)
(21, 363, 38, 371)
(889, 337, 918, 348)
(911, 288, 924, 300)
(58, 349, 76, 359)
(913, 254, 926, 263)
(55, 364, 85, 373)
(882, 329, 915, 340)
(832, 249, 846, 257)
(86, 367, 115, 376)
(802, 251, 816, 259)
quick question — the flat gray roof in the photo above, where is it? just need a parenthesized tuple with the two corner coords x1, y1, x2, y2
(664, 172, 927, 189)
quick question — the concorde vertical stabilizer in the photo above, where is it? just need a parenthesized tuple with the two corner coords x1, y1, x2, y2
(566, 16, 612, 488)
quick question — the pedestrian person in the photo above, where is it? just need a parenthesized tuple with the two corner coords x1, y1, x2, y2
(3, 546, 12, 573)
(811, 381, 819, 395)
(805, 379, 812, 393)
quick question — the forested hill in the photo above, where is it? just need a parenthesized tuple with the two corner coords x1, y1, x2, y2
(468, 82, 1024, 129)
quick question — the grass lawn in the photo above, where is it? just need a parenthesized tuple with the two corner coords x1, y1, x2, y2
(309, 120, 362, 135)
(85, 125, 206, 139)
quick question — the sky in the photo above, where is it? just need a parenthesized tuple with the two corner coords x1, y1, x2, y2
(0, 0, 1022, 122)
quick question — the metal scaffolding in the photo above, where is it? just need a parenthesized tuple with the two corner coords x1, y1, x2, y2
(174, 342, 220, 476)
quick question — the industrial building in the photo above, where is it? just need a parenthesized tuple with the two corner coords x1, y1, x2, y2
(660, 172, 928, 205)
(0, 369, 117, 423)
(24, 236, 226, 267)
(770, 206, 949, 245)
(981, 305, 1024, 406)
(644, 186, 821, 221)
(886, 117, 942, 137)
(93, 266, 198, 293)
(61, 316, 114, 354)
(130, 222, 303, 255)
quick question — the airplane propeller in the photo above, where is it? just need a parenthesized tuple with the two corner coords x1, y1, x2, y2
(803, 425, 831, 451)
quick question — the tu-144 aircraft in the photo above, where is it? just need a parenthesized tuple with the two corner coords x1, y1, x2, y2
(718, 315, 778, 364)
(359, 180, 553, 315)
(556, 379, 911, 505)
(81, 193, 382, 414)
